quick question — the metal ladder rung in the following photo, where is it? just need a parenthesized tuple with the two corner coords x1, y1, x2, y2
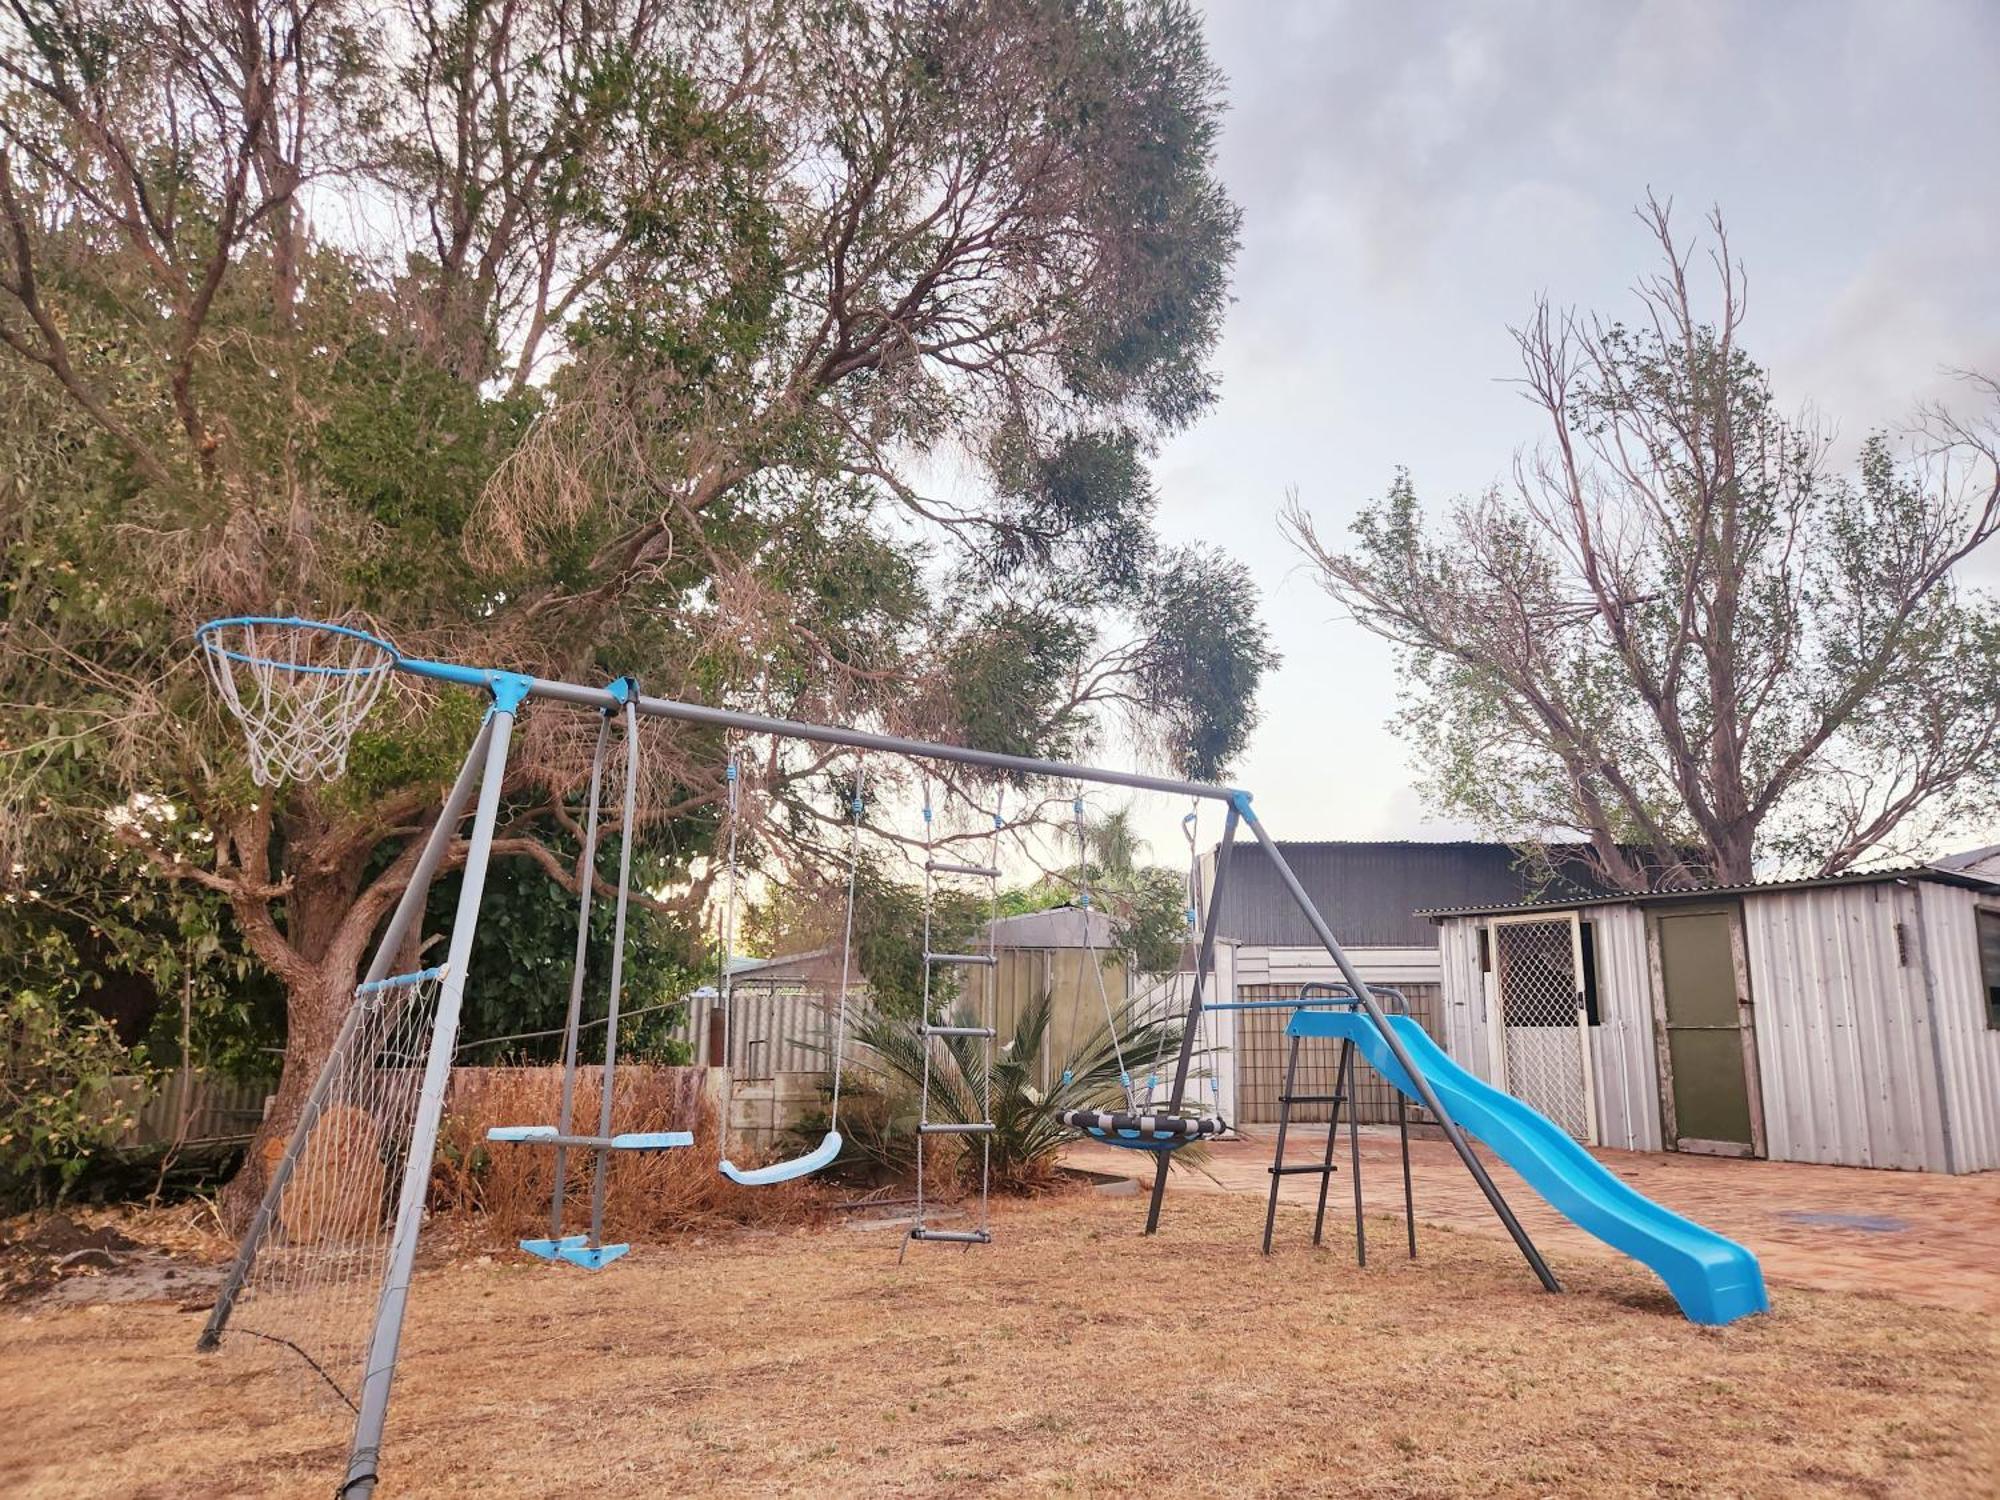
(925, 860, 1001, 879)
(919, 1122, 996, 1135)
(1277, 1093, 1345, 1106)
(906, 1227, 992, 1244)
(925, 952, 997, 967)
(920, 1024, 996, 1038)
(1268, 1163, 1339, 1177)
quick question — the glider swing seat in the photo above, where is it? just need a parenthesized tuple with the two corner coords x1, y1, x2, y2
(474, 678, 698, 1270)
(192, 616, 1578, 1500)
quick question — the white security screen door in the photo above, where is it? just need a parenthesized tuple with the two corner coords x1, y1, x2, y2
(1487, 913, 1599, 1145)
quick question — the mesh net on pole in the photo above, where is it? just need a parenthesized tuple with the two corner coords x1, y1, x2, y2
(215, 968, 443, 1411)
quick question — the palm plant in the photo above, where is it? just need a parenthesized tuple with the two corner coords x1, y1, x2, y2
(853, 987, 1208, 1192)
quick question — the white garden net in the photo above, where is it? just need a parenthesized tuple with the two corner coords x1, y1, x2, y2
(198, 618, 395, 785)
(219, 968, 442, 1410)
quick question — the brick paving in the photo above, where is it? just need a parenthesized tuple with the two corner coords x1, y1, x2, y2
(1070, 1127, 2000, 1315)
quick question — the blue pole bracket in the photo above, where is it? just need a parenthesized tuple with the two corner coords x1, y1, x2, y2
(486, 672, 533, 715)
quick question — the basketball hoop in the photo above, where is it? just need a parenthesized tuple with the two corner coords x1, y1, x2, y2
(197, 617, 399, 786)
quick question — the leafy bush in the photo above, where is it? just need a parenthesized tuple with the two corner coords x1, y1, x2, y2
(1, 988, 147, 1208)
(845, 988, 1205, 1193)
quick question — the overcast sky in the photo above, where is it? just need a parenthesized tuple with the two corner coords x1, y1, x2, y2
(1138, 0, 2000, 855)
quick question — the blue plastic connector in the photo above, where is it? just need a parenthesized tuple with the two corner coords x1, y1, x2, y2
(487, 672, 533, 714)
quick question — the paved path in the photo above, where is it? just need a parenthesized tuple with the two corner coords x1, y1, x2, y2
(1069, 1127, 2000, 1315)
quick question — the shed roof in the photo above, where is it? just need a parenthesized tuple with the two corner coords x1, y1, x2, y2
(1211, 841, 1608, 948)
(1416, 863, 2000, 920)
(986, 904, 1118, 949)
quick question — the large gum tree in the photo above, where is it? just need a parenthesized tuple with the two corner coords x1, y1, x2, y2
(0, 0, 1274, 1209)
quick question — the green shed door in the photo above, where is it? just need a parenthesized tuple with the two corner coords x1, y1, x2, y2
(1654, 908, 1758, 1156)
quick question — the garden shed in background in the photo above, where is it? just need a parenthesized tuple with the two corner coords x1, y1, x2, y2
(1422, 863, 2000, 1172)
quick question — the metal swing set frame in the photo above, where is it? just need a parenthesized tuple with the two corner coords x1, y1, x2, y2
(193, 616, 1558, 1499)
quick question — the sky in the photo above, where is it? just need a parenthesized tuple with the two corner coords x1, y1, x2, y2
(1134, 0, 2000, 854)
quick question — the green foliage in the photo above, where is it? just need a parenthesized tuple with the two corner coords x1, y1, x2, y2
(1, 862, 283, 1084)
(1, 987, 147, 1209)
(436, 845, 699, 1066)
(841, 987, 1202, 1192)
(1001, 806, 1194, 976)
(0, 0, 1272, 1172)
(1134, 547, 1282, 781)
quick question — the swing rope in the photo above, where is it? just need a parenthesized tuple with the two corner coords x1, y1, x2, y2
(1059, 796, 1221, 1150)
(974, 792, 1001, 1238)
(1072, 794, 1137, 1113)
(714, 746, 862, 1187)
(715, 753, 743, 1162)
(826, 759, 867, 1128)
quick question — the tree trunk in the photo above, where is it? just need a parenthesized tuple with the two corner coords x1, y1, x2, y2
(218, 854, 378, 1230)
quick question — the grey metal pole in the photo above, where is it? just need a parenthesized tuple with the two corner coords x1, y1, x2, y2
(1141, 807, 1239, 1234)
(1344, 1041, 1365, 1266)
(548, 712, 611, 1241)
(585, 694, 640, 1248)
(198, 717, 495, 1351)
(342, 702, 519, 1499)
(1234, 798, 1560, 1294)
(394, 660, 1243, 804)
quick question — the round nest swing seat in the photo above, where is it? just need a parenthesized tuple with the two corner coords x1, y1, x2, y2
(1059, 1108, 1227, 1152)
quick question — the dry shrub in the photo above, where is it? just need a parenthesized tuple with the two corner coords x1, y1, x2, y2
(433, 1066, 822, 1245)
(264, 1103, 386, 1244)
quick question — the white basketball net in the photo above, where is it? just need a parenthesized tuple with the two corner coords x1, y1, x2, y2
(199, 619, 395, 785)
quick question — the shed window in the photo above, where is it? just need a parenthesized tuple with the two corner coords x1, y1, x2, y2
(1979, 908, 2000, 1031)
(1579, 920, 1603, 1027)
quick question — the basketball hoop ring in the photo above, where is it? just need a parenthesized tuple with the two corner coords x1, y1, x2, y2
(196, 616, 399, 785)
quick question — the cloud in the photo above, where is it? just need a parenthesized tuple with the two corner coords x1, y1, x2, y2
(1174, 0, 2000, 838)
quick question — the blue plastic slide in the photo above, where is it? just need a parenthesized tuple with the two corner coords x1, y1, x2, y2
(1289, 1010, 1769, 1326)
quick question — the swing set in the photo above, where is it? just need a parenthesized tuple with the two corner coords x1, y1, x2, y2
(191, 615, 1564, 1500)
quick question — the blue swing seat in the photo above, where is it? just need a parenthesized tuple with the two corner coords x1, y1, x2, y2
(486, 1125, 695, 1150)
(719, 1129, 843, 1186)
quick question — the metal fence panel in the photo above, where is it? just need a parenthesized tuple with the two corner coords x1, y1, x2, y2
(1230, 983, 1443, 1124)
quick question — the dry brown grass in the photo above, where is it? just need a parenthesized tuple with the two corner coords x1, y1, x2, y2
(435, 1066, 824, 1244)
(1, 1191, 1993, 1499)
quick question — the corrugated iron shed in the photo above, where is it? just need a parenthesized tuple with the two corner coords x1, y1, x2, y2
(1417, 864, 1999, 920)
(1211, 840, 1606, 947)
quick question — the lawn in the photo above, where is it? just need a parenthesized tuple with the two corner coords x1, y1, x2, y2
(1, 1191, 1992, 1498)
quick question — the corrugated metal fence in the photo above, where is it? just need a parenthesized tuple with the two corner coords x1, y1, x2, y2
(111, 1071, 272, 1152)
(1230, 983, 1444, 1125)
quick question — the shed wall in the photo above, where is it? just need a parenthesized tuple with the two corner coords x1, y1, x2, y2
(1913, 882, 2000, 1171)
(1436, 909, 1662, 1152)
(1740, 883, 1950, 1170)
